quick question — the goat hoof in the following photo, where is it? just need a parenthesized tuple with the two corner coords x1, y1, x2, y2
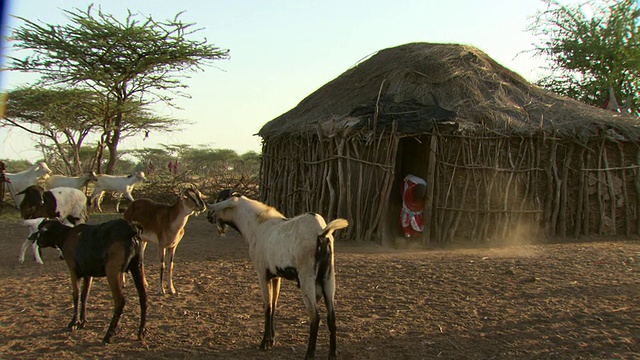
(260, 338, 275, 350)
(102, 330, 116, 344)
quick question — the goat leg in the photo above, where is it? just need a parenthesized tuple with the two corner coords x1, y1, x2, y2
(130, 261, 148, 341)
(304, 310, 320, 360)
(139, 242, 149, 289)
(103, 271, 126, 343)
(166, 246, 177, 294)
(68, 275, 80, 330)
(158, 248, 167, 295)
(301, 283, 320, 360)
(259, 276, 276, 350)
(19, 238, 43, 264)
(325, 300, 337, 360)
(78, 277, 92, 329)
(115, 193, 123, 213)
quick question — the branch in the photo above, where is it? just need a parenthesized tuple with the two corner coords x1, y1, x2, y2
(1, 117, 50, 137)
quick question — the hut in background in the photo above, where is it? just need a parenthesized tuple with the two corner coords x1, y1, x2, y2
(258, 42, 640, 244)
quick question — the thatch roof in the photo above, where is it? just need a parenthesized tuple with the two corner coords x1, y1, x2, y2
(259, 42, 640, 142)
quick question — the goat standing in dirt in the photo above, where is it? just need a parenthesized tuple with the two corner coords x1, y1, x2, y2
(27, 218, 147, 343)
(208, 194, 348, 360)
(123, 187, 206, 295)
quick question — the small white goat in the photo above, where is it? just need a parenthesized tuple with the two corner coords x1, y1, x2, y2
(207, 194, 348, 360)
(5, 162, 52, 206)
(19, 186, 88, 264)
(123, 187, 207, 295)
(46, 171, 98, 189)
(89, 171, 146, 212)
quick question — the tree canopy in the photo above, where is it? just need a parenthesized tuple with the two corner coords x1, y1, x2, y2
(6, 5, 230, 173)
(528, 0, 640, 114)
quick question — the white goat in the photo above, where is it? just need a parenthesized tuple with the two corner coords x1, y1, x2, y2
(123, 187, 207, 295)
(5, 162, 52, 207)
(207, 194, 348, 360)
(89, 171, 146, 212)
(19, 186, 88, 264)
(46, 171, 98, 190)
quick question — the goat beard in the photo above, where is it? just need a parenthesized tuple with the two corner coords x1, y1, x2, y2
(215, 219, 241, 236)
(216, 220, 228, 236)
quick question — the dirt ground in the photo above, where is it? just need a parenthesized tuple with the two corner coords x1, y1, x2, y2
(0, 205, 638, 360)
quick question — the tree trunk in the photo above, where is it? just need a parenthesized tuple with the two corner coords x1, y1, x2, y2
(105, 112, 123, 174)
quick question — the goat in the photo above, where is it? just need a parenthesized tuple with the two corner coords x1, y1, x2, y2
(46, 171, 98, 190)
(89, 171, 146, 213)
(206, 189, 237, 224)
(26, 218, 147, 344)
(18, 185, 88, 264)
(207, 194, 348, 360)
(123, 187, 207, 295)
(5, 162, 52, 207)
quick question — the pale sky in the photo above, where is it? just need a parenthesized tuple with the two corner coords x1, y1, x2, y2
(1, 0, 556, 162)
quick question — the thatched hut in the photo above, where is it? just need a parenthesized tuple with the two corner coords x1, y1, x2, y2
(258, 42, 640, 244)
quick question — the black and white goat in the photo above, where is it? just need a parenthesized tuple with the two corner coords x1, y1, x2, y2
(89, 171, 146, 212)
(5, 162, 52, 206)
(123, 187, 207, 295)
(19, 185, 88, 264)
(28, 218, 147, 343)
(207, 194, 348, 360)
(46, 171, 98, 190)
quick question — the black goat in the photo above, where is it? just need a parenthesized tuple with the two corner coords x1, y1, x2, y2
(29, 218, 147, 343)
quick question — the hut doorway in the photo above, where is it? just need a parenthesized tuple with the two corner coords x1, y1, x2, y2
(384, 134, 434, 246)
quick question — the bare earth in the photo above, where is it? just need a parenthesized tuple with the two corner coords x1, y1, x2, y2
(0, 208, 638, 360)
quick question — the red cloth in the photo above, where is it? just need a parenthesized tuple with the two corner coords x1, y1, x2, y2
(401, 174, 427, 237)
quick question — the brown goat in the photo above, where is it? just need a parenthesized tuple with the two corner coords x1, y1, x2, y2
(28, 218, 147, 343)
(123, 187, 206, 295)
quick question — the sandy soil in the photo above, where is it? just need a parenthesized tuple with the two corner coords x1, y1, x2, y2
(0, 207, 638, 360)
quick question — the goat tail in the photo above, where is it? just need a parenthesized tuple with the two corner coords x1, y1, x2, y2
(319, 218, 349, 238)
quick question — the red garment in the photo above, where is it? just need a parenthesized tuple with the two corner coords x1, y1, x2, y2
(400, 174, 427, 237)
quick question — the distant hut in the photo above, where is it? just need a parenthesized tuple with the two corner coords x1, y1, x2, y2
(258, 42, 640, 244)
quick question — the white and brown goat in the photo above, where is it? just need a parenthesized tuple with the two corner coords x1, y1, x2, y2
(123, 187, 206, 295)
(18, 185, 88, 264)
(207, 194, 348, 360)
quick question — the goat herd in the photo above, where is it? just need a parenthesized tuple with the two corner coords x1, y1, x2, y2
(4, 162, 349, 360)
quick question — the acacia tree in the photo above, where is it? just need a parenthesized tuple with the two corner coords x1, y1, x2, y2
(8, 5, 230, 173)
(2, 86, 177, 174)
(528, 0, 640, 114)
(3, 87, 100, 174)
